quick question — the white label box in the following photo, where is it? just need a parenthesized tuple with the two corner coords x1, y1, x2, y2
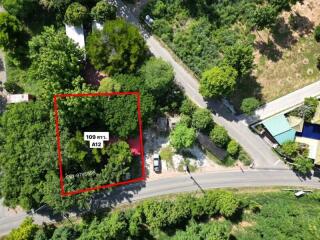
(84, 132, 109, 148)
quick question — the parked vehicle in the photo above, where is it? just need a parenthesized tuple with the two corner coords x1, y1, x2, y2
(153, 154, 161, 173)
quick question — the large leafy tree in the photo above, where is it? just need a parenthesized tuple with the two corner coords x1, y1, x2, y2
(1, 0, 39, 19)
(64, 2, 88, 26)
(86, 19, 147, 75)
(293, 156, 314, 175)
(0, 12, 28, 60)
(91, 1, 117, 23)
(191, 108, 213, 131)
(251, 6, 278, 32)
(170, 124, 196, 150)
(222, 43, 254, 78)
(241, 97, 260, 115)
(199, 66, 237, 99)
(140, 57, 174, 96)
(210, 125, 230, 148)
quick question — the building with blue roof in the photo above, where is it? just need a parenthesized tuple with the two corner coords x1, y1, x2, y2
(262, 114, 296, 145)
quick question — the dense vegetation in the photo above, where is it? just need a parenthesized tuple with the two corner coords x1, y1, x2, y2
(0, 1, 183, 213)
(142, 0, 300, 108)
(6, 190, 320, 239)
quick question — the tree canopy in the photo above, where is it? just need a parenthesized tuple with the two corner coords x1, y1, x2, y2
(199, 66, 237, 99)
(64, 2, 88, 26)
(210, 125, 230, 148)
(86, 19, 147, 75)
(91, 1, 117, 22)
(170, 124, 196, 150)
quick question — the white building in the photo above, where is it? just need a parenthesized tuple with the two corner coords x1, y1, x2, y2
(65, 24, 85, 49)
(7, 94, 33, 104)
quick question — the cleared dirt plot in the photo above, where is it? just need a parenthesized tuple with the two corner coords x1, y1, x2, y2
(53, 92, 145, 196)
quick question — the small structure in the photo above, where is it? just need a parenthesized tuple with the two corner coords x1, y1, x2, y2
(262, 114, 296, 145)
(65, 24, 85, 49)
(92, 20, 103, 31)
(287, 116, 304, 132)
(6, 94, 33, 104)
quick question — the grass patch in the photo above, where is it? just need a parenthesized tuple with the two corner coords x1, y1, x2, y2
(160, 146, 174, 169)
(205, 149, 236, 167)
(177, 158, 197, 172)
(238, 148, 252, 166)
(255, 34, 320, 102)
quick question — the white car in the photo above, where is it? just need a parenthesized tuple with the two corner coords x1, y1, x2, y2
(153, 154, 161, 173)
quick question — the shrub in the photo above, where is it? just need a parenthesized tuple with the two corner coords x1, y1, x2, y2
(227, 140, 239, 157)
(170, 124, 196, 150)
(314, 25, 320, 42)
(191, 108, 213, 131)
(210, 125, 230, 148)
(180, 114, 192, 127)
(64, 2, 88, 26)
(180, 99, 197, 115)
(241, 97, 260, 115)
(280, 141, 298, 158)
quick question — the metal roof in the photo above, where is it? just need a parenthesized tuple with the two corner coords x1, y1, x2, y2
(262, 114, 296, 144)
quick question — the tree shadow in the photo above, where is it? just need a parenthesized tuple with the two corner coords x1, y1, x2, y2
(255, 40, 283, 62)
(289, 13, 314, 37)
(230, 75, 263, 113)
(272, 17, 297, 49)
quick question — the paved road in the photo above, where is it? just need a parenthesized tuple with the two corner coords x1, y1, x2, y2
(242, 80, 320, 125)
(112, 0, 282, 168)
(95, 169, 320, 208)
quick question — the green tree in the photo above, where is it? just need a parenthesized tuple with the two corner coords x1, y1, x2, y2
(180, 98, 197, 115)
(39, 0, 72, 11)
(0, 12, 27, 59)
(293, 155, 314, 175)
(280, 141, 299, 158)
(251, 6, 278, 32)
(51, 226, 77, 240)
(140, 57, 174, 97)
(303, 97, 318, 122)
(86, 19, 147, 75)
(6, 217, 38, 240)
(1, 0, 38, 19)
(172, 220, 232, 240)
(222, 43, 254, 78)
(142, 200, 173, 229)
(199, 66, 237, 99)
(91, 1, 117, 22)
(79, 212, 128, 239)
(227, 140, 240, 157)
(191, 108, 213, 131)
(216, 191, 239, 217)
(315, 25, 320, 42)
(210, 125, 230, 148)
(170, 124, 196, 150)
(64, 2, 88, 26)
(241, 97, 260, 115)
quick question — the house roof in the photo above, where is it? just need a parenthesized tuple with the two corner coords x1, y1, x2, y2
(65, 24, 85, 48)
(262, 114, 296, 144)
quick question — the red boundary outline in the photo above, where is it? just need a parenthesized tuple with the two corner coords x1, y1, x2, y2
(53, 92, 146, 197)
